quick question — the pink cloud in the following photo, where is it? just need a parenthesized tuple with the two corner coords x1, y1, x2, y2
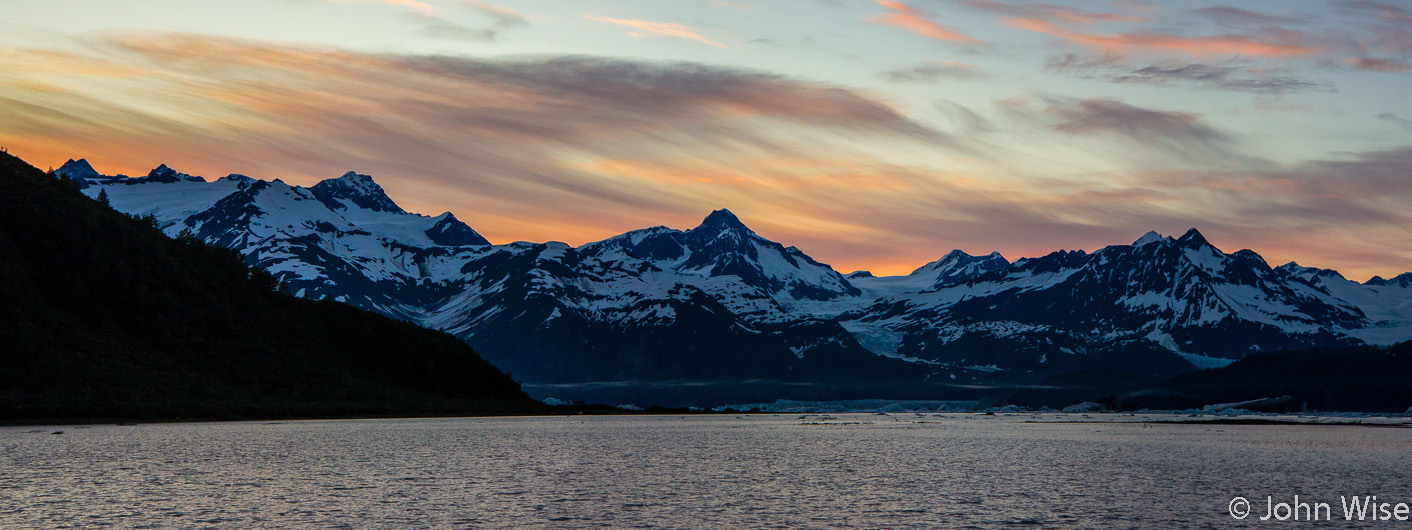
(1007, 17, 1315, 58)
(584, 14, 727, 48)
(869, 1, 981, 43)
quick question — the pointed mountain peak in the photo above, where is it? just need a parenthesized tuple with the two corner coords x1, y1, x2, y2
(1176, 227, 1210, 248)
(309, 171, 405, 214)
(425, 212, 489, 246)
(1132, 230, 1165, 247)
(698, 208, 748, 232)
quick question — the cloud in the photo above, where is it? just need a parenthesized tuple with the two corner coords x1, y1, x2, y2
(1379, 113, 1412, 132)
(464, 0, 528, 27)
(2, 33, 1408, 281)
(993, 95, 1261, 168)
(1054, 57, 1335, 95)
(1345, 56, 1410, 71)
(584, 15, 727, 48)
(956, 0, 1135, 25)
(882, 61, 986, 83)
(868, 1, 980, 43)
(319, 0, 439, 16)
(1337, 0, 1412, 24)
(705, 0, 755, 9)
(1007, 17, 1315, 58)
(413, 14, 498, 41)
(0, 34, 963, 259)
(409, 1, 527, 42)
(1193, 6, 1300, 28)
(1044, 98, 1225, 141)
(1114, 63, 1335, 94)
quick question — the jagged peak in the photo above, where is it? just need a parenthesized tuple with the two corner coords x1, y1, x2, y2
(1132, 230, 1166, 247)
(696, 208, 749, 232)
(143, 164, 205, 183)
(910, 249, 973, 275)
(425, 211, 489, 246)
(1176, 227, 1209, 248)
(56, 158, 100, 180)
(318, 171, 381, 191)
(309, 170, 404, 214)
(1277, 261, 1345, 281)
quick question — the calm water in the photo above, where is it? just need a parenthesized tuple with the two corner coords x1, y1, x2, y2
(3, 414, 1411, 529)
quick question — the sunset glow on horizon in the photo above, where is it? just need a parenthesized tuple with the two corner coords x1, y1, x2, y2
(2, 0, 1410, 279)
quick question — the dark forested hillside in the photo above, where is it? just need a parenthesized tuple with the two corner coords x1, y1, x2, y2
(0, 152, 539, 421)
(1008, 341, 1412, 412)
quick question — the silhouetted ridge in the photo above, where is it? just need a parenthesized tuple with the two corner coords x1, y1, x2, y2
(0, 151, 536, 421)
(695, 208, 749, 233)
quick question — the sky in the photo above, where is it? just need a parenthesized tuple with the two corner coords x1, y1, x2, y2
(1, 0, 1410, 280)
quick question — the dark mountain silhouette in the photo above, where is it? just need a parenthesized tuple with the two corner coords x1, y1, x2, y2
(0, 152, 538, 421)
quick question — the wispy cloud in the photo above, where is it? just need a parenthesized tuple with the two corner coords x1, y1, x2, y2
(957, 0, 1135, 25)
(1345, 56, 1410, 71)
(868, 1, 980, 43)
(1045, 97, 1225, 141)
(0, 34, 959, 262)
(994, 95, 1263, 168)
(464, 0, 526, 24)
(1007, 17, 1315, 58)
(1193, 6, 1300, 28)
(322, 0, 439, 15)
(1, 33, 1408, 280)
(1379, 112, 1412, 132)
(1337, 0, 1412, 24)
(1047, 54, 1337, 95)
(584, 14, 727, 48)
(882, 61, 986, 83)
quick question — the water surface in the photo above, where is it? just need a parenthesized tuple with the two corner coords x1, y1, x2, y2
(3, 414, 1410, 528)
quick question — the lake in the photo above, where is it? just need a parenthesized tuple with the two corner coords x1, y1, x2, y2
(3, 414, 1411, 528)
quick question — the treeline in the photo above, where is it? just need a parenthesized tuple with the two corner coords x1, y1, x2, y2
(0, 152, 541, 422)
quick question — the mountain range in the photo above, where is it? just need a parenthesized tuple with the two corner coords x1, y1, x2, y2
(57, 159, 1412, 404)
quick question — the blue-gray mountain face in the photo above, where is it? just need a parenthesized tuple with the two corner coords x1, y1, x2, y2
(60, 159, 1412, 393)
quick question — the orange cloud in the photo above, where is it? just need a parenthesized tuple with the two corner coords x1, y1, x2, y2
(584, 14, 727, 48)
(1006, 17, 1314, 57)
(869, 1, 980, 43)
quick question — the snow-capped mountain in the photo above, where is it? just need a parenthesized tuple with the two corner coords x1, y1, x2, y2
(58, 159, 1412, 394)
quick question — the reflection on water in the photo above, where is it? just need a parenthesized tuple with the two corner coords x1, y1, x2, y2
(2, 414, 1410, 528)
